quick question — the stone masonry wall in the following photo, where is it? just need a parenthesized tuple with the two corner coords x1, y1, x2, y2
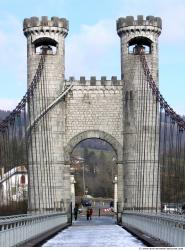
(64, 80, 124, 208)
(64, 80, 123, 146)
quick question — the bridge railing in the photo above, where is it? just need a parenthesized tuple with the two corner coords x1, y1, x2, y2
(0, 212, 68, 247)
(122, 211, 185, 247)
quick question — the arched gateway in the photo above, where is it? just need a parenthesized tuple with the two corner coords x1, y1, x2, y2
(23, 15, 162, 213)
(64, 130, 123, 163)
(64, 130, 124, 209)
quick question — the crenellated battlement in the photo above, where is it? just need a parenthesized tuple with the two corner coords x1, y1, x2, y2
(117, 15, 162, 36)
(23, 16, 69, 29)
(23, 16, 69, 37)
(67, 76, 121, 86)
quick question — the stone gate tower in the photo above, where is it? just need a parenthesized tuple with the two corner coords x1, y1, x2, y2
(23, 15, 162, 213)
(23, 17, 70, 212)
(117, 16, 162, 209)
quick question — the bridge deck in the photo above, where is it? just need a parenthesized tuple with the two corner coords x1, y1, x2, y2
(42, 216, 145, 247)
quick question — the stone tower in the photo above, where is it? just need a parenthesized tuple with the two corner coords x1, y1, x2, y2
(22, 15, 163, 213)
(117, 16, 162, 209)
(23, 16, 70, 212)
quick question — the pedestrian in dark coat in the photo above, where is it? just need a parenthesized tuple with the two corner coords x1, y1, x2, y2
(74, 204, 79, 220)
(89, 207, 93, 220)
(86, 208, 90, 220)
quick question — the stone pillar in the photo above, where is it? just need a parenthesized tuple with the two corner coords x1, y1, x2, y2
(117, 162, 124, 211)
(70, 175, 76, 210)
(113, 176, 118, 213)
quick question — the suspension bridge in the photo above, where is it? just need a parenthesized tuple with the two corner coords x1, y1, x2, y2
(0, 15, 185, 247)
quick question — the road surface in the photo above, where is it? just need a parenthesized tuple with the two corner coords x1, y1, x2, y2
(42, 215, 145, 247)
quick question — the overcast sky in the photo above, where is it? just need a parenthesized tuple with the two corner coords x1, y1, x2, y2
(0, 0, 184, 115)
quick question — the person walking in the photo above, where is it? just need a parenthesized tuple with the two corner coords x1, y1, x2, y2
(86, 207, 90, 220)
(89, 207, 93, 220)
(73, 204, 79, 221)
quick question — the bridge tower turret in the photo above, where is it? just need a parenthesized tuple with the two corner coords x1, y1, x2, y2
(23, 17, 69, 212)
(117, 16, 162, 210)
(23, 16, 68, 87)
